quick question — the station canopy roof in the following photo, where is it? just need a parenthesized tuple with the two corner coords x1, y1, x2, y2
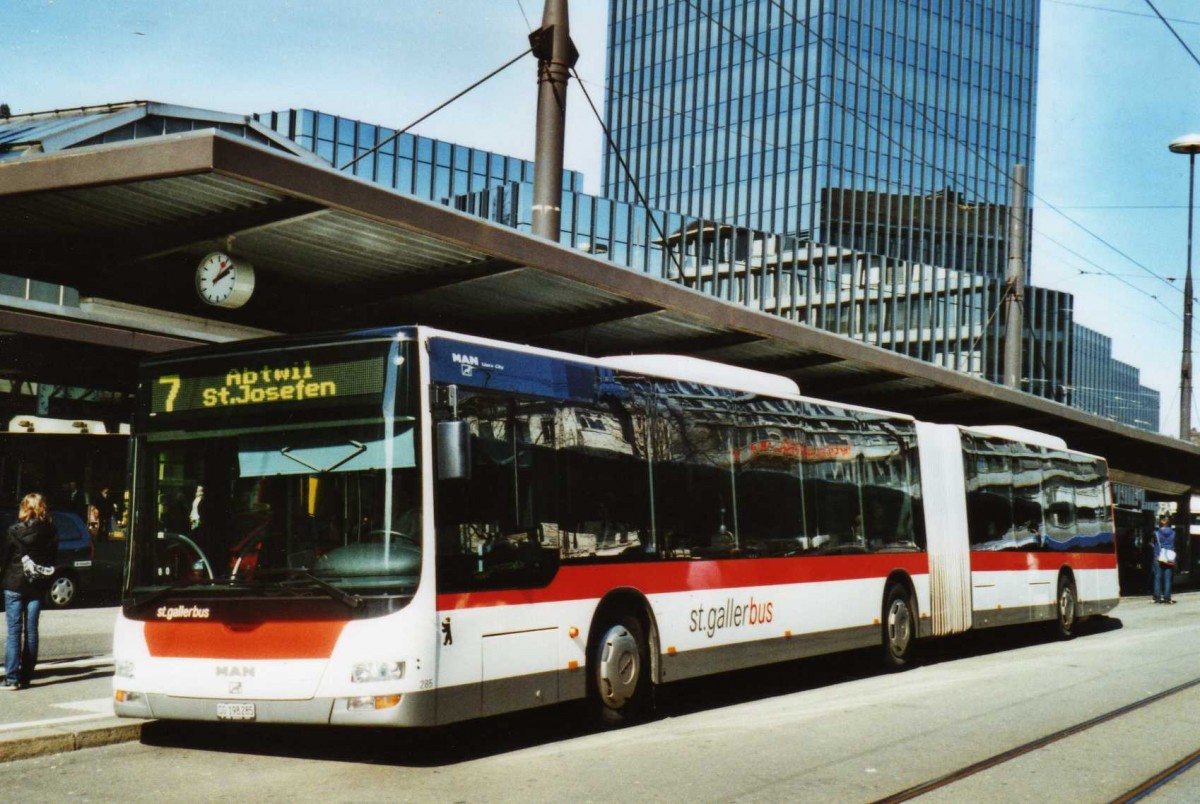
(1, 129, 1197, 496)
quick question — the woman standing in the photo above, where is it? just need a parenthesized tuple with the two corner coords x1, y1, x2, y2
(1152, 514, 1177, 605)
(2, 493, 58, 690)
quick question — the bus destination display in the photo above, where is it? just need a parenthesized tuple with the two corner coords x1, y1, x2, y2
(149, 355, 385, 416)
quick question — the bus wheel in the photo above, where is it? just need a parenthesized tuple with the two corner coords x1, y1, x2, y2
(592, 615, 650, 726)
(1054, 577, 1077, 640)
(882, 583, 915, 670)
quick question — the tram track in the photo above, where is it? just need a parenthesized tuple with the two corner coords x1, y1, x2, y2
(1110, 746, 1200, 803)
(873, 675, 1200, 803)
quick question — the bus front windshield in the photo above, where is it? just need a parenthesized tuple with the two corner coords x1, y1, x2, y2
(131, 423, 421, 597)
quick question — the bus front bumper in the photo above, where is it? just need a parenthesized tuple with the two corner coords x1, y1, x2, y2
(113, 687, 437, 727)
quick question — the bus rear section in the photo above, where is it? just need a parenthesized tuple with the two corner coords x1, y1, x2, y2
(918, 422, 1119, 637)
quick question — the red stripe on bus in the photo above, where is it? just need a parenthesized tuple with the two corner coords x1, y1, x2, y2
(144, 620, 347, 659)
(436, 551, 1117, 610)
(436, 553, 929, 609)
(969, 552, 1117, 572)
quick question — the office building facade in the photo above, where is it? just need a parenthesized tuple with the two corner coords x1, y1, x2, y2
(597, 0, 1155, 432)
(600, 0, 1039, 383)
(603, 1, 1036, 275)
(255, 109, 585, 205)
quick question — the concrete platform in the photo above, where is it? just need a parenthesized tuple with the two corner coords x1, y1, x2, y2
(0, 655, 149, 762)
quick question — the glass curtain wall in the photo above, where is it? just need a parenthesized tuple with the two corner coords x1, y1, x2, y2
(256, 109, 584, 204)
(602, 1, 1041, 383)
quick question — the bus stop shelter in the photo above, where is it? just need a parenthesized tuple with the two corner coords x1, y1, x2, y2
(2, 130, 1198, 500)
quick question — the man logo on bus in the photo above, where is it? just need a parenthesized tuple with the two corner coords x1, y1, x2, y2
(442, 616, 453, 646)
(452, 353, 480, 377)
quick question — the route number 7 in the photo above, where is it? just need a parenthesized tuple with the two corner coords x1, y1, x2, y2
(158, 375, 181, 413)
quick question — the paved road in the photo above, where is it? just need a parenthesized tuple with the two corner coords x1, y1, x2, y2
(0, 606, 117, 732)
(1, 594, 1198, 802)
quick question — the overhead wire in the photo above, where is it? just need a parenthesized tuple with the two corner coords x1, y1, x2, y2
(682, 1, 1043, 375)
(555, 0, 1178, 321)
(1143, 0, 1200, 71)
(338, 47, 532, 173)
(582, 1, 1175, 410)
(331, 0, 1175, 407)
(1034, 226, 1184, 322)
(1049, 0, 1200, 26)
(514, 0, 533, 31)
(570, 65, 686, 277)
(761, 0, 1191, 406)
(768, 0, 1182, 303)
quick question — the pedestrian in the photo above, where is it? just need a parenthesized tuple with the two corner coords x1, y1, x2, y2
(1152, 514, 1177, 605)
(1, 493, 58, 690)
(64, 480, 88, 520)
(189, 484, 204, 531)
(93, 486, 117, 542)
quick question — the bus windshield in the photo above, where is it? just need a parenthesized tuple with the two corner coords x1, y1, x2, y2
(131, 424, 421, 596)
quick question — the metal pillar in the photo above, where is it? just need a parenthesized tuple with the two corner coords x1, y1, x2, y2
(529, 0, 578, 241)
(1183, 154, 1195, 441)
(1002, 164, 1027, 390)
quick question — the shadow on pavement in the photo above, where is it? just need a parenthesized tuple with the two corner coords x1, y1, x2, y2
(31, 667, 112, 690)
(138, 615, 1120, 768)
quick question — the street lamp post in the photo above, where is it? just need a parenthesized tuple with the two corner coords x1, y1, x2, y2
(1169, 134, 1200, 442)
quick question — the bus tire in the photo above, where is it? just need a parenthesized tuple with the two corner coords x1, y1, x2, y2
(1054, 576, 1077, 640)
(591, 614, 650, 727)
(882, 583, 916, 670)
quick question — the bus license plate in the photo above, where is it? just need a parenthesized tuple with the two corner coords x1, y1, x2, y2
(216, 702, 256, 721)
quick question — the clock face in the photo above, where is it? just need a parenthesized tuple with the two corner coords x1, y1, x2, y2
(196, 252, 255, 309)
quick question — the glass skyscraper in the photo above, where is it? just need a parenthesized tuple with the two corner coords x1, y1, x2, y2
(599, 1, 1156, 434)
(603, 0, 1036, 278)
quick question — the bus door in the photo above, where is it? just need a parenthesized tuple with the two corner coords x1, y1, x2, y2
(915, 423, 972, 635)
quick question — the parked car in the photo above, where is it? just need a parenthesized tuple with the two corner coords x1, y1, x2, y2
(0, 508, 98, 608)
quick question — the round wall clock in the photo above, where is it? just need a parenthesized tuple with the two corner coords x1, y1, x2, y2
(195, 251, 255, 309)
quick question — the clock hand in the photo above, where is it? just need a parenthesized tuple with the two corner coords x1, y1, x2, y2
(212, 263, 234, 284)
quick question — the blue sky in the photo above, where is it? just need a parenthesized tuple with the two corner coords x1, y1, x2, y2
(5, 0, 1200, 434)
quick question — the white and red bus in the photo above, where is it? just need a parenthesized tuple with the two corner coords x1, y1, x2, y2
(113, 326, 1118, 726)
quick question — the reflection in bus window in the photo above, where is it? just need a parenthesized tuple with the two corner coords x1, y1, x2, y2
(962, 432, 1113, 554)
(135, 424, 421, 590)
(433, 374, 925, 586)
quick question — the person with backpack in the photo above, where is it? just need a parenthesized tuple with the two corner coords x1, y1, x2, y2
(1152, 514, 1177, 605)
(1, 493, 58, 690)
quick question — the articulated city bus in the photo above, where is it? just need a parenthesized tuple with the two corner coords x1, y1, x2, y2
(113, 326, 1118, 727)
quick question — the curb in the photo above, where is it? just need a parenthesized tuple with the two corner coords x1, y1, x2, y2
(0, 718, 148, 763)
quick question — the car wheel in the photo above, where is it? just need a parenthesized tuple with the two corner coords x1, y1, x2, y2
(48, 574, 77, 608)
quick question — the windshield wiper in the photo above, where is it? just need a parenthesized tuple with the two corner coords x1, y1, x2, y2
(128, 573, 268, 609)
(255, 568, 363, 609)
(279, 440, 366, 473)
(129, 581, 197, 610)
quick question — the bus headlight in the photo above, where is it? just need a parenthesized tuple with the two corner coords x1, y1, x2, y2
(347, 695, 402, 711)
(351, 660, 405, 683)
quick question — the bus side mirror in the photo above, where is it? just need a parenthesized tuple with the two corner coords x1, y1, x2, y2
(437, 421, 471, 480)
